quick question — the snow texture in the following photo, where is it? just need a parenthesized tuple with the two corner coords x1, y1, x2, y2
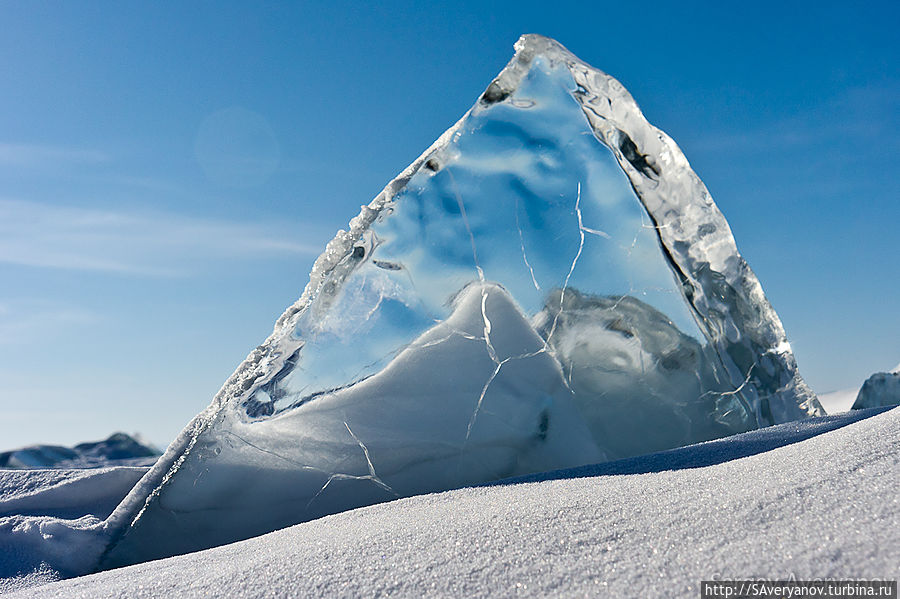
(0, 514, 107, 587)
(0, 467, 148, 520)
(0, 467, 148, 588)
(6, 406, 896, 598)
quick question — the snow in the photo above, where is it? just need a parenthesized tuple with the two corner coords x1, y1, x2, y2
(4, 406, 896, 598)
(0, 467, 149, 589)
(0, 514, 106, 589)
(0, 467, 148, 520)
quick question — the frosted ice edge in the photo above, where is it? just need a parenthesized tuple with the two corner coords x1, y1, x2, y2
(99, 33, 823, 570)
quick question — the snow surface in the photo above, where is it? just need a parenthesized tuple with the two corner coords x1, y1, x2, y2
(5, 406, 896, 598)
(0, 467, 149, 591)
(0, 467, 147, 519)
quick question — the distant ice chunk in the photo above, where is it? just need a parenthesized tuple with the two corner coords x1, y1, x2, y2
(852, 371, 900, 409)
(0, 433, 159, 470)
(92, 34, 823, 569)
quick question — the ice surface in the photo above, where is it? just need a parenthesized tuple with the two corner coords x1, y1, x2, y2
(9, 407, 896, 598)
(852, 371, 900, 409)
(93, 34, 822, 568)
(533, 289, 733, 458)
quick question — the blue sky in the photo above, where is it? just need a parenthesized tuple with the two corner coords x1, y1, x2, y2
(1, 1, 897, 448)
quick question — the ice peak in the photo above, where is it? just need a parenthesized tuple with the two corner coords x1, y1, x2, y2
(98, 34, 823, 571)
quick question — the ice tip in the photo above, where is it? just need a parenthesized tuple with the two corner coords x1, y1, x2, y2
(480, 34, 561, 107)
(514, 33, 554, 52)
(512, 34, 573, 61)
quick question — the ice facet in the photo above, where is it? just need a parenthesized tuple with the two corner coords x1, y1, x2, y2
(99, 34, 823, 568)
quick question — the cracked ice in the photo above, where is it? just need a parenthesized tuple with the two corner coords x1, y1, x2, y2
(95, 34, 822, 571)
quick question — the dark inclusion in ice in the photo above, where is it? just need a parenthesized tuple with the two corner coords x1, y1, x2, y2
(99, 34, 824, 568)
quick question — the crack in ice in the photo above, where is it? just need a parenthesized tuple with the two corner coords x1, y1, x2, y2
(306, 422, 398, 511)
(343, 421, 395, 495)
(514, 196, 541, 291)
(364, 291, 385, 322)
(226, 424, 399, 514)
(411, 329, 482, 350)
(701, 363, 759, 425)
(581, 225, 611, 239)
(466, 361, 503, 441)
(445, 168, 500, 371)
(446, 168, 484, 283)
(480, 289, 499, 364)
(222, 431, 322, 474)
(547, 182, 584, 344)
(713, 364, 755, 400)
(465, 346, 552, 442)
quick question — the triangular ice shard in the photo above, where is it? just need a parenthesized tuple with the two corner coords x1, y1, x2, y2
(99, 34, 823, 568)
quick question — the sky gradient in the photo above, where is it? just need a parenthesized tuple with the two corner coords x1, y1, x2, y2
(1, 1, 897, 448)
